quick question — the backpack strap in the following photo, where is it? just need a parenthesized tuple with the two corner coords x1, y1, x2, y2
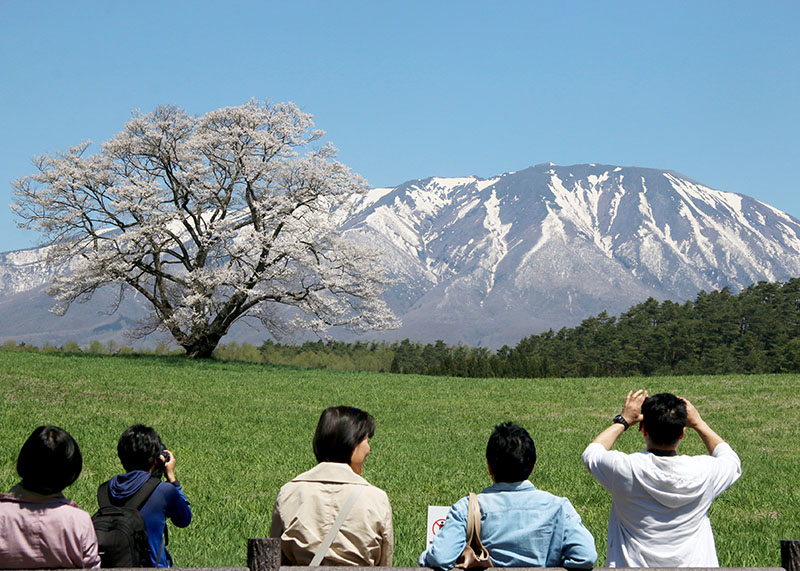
(127, 477, 161, 510)
(97, 476, 161, 510)
(96, 481, 113, 508)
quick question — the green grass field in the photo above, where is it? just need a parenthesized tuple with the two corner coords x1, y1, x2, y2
(1, 351, 798, 567)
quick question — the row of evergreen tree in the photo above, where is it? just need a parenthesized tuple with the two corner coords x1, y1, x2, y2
(4, 279, 800, 377)
(254, 278, 800, 377)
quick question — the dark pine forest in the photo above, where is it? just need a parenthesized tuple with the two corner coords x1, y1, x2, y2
(252, 278, 800, 378)
(9, 278, 800, 378)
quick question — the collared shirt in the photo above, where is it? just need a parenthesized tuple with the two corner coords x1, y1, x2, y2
(418, 480, 597, 569)
(0, 490, 100, 569)
(582, 441, 742, 567)
(270, 462, 393, 566)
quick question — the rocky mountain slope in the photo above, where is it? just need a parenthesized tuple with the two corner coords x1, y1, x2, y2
(3, 163, 800, 348)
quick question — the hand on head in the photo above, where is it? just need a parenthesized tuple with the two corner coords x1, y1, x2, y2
(622, 389, 648, 426)
(678, 397, 703, 430)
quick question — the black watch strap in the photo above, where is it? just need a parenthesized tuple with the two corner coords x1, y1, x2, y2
(613, 414, 630, 430)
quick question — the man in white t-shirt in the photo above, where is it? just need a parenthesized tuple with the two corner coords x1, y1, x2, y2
(582, 391, 741, 568)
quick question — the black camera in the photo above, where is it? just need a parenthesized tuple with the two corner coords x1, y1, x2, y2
(152, 444, 170, 478)
(160, 444, 171, 465)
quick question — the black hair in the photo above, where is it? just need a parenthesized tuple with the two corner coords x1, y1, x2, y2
(642, 393, 687, 446)
(17, 426, 83, 495)
(486, 422, 536, 483)
(117, 424, 163, 472)
(313, 406, 375, 464)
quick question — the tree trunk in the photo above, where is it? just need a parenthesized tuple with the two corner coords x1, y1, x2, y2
(182, 333, 223, 359)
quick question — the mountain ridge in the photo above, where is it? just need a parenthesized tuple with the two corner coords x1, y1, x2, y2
(2, 162, 800, 349)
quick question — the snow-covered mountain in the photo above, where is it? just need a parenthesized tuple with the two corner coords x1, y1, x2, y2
(3, 163, 800, 348)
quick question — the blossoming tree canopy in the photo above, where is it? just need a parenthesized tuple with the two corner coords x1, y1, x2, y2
(12, 100, 399, 358)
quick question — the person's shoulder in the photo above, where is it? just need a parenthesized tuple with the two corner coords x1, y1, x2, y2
(531, 486, 566, 500)
(582, 442, 631, 463)
(69, 503, 95, 524)
(361, 480, 392, 507)
(449, 494, 470, 513)
(278, 472, 312, 494)
(48, 498, 94, 525)
(582, 442, 609, 457)
(680, 442, 740, 470)
(0, 492, 21, 505)
(584, 442, 631, 455)
(276, 478, 296, 497)
(526, 486, 576, 508)
(679, 443, 737, 463)
(155, 480, 175, 492)
(154, 480, 186, 502)
(364, 480, 388, 494)
(710, 441, 738, 457)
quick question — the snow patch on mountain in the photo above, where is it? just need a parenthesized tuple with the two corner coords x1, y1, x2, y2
(4, 162, 800, 349)
(364, 205, 421, 259)
(677, 200, 716, 266)
(456, 198, 481, 221)
(0, 246, 58, 295)
(361, 186, 394, 207)
(476, 177, 500, 191)
(479, 189, 512, 299)
(520, 206, 566, 266)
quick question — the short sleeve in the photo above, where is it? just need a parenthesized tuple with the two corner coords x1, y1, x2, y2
(582, 442, 623, 492)
(709, 442, 742, 496)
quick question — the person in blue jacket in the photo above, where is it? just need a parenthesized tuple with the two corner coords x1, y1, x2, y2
(104, 424, 192, 567)
(419, 422, 596, 569)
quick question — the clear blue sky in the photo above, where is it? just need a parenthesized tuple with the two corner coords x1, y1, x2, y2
(2, 1, 798, 252)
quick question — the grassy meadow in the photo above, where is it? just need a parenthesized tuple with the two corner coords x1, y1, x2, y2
(1, 350, 798, 567)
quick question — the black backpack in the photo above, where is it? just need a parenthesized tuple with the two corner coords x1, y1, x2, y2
(92, 477, 161, 568)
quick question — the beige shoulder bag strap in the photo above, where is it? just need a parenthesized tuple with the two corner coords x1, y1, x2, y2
(455, 492, 493, 569)
(309, 485, 365, 566)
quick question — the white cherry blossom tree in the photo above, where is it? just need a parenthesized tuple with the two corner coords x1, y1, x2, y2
(12, 100, 398, 358)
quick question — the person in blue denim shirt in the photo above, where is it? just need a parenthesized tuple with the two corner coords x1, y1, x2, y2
(419, 422, 596, 569)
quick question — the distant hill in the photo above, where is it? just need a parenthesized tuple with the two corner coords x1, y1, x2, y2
(3, 163, 800, 349)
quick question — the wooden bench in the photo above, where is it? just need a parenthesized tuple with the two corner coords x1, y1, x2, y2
(13, 538, 800, 571)
(245, 538, 798, 571)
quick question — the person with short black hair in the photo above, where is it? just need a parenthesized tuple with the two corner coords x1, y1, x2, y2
(419, 422, 596, 569)
(582, 390, 742, 567)
(0, 426, 100, 569)
(641, 392, 688, 445)
(485, 421, 537, 483)
(100, 424, 192, 567)
(117, 424, 166, 471)
(270, 406, 393, 565)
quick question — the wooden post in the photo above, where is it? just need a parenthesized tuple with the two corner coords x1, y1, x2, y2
(248, 537, 281, 571)
(782, 540, 800, 571)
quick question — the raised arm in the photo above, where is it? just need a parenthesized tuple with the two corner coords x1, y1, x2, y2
(591, 390, 648, 450)
(680, 397, 724, 454)
(162, 450, 192, 527)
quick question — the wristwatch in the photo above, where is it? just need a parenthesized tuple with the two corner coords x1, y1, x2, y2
(612, 414, 630, 430)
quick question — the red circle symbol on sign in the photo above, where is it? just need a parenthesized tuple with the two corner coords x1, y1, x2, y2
(432, 518, 446, 535)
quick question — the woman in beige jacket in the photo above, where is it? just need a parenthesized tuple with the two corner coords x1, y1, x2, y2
(270, 406, 393, 566)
